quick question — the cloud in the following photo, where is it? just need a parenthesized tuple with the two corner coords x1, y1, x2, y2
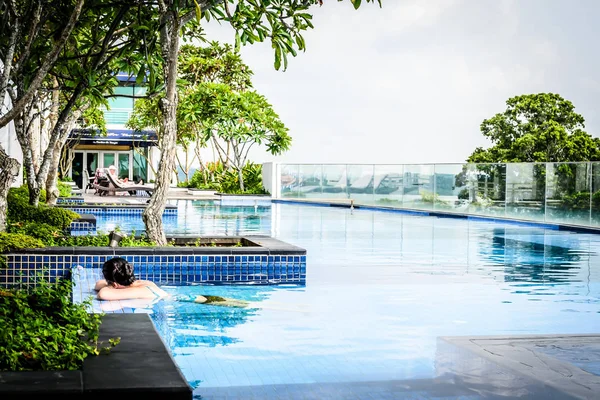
(199, 1, 600, 164)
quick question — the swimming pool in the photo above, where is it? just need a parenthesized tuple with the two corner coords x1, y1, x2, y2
(96, 201, 600, 398)
(94, 199, 272, 236)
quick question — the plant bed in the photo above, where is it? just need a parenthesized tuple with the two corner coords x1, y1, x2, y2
(1, 236, 307, 286)
(0, 314, 192, 400)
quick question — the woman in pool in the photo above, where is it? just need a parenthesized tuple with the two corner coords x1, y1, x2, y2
(95, 257, 248, 308)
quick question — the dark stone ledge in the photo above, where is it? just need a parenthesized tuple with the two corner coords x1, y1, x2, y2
(74, 214, 97, 224)
(0, 314, 192, 400)
(6, 236, 306, 256)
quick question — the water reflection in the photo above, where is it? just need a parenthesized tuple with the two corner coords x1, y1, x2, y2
(480, 228, 590, 284)
(151, 285, 282, 352)
(95, 200, 272, 235)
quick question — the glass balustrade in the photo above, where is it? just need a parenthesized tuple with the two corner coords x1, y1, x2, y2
(277, 162, 600, 229)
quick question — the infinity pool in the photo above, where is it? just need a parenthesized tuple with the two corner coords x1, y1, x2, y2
(97, 201, 600, 399)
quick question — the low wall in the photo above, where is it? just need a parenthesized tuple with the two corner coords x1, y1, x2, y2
(66, 214, 97, 235)
(0, 236, 307, 288)
(58, 204, 178, 216)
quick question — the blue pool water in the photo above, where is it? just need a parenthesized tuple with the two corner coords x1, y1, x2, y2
(96, 202, 600, 398)
(94, 199, 272, 236)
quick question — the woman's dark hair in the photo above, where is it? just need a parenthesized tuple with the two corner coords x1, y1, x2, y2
(102, 257, 136, 286)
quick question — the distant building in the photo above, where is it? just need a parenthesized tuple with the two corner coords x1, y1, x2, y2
(63, 74, 160, 189)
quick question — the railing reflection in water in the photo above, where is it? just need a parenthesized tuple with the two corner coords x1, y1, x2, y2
(278, 162, 600, 227)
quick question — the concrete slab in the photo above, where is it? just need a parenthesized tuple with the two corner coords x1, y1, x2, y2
(438, 334, 600, 400)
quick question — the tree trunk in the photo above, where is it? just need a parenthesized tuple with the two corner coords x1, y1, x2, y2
(45, 140, 62, 205)
(238, 167, 245, 192)
(143, 9, 180, 245)
(13, 110, 42, 206)
(0, 146, 20, 231)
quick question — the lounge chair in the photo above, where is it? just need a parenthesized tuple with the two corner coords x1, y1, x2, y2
(94, 169, 154, 196)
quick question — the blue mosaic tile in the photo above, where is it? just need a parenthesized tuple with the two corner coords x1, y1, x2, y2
(1, 249, 306, 288)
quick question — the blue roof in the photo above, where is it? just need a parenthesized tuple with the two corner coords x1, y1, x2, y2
(69, 128, 157, 147)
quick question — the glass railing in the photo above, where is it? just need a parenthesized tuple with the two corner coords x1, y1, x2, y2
(275, 162, 600, 228)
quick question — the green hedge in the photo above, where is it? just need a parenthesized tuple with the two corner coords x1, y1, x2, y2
(0, 232, 45, 253)
(7, 187, 79, 231)
(0, 277, 119, 371)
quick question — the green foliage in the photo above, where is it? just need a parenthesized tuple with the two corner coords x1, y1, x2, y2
(468, 93, 600, 163)
(53, 231, 155, 248)
(0, 277, 115, 371)
(559, 192, 591, 210)
(58, 182, 72, 198)
(0, 232, 45, 253)
(128, 42, 290, 192)
(458, 188, 470, 200)
(8, 223, 61, 245)
(202, 0, 382, 71)
(7, 187, 79, 231)
(187, 162, 268, 194)
(420, 190, 447, 205)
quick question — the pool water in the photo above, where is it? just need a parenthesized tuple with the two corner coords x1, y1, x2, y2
(97, 202, 600, 398)
(94, 199, 272, 236)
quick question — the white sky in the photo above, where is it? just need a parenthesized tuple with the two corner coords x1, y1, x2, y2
(201, 0, 600, 165)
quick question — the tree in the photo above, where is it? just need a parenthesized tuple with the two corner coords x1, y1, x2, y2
(140, 0, 381, 245)
(0, 0, 85, 130)
(185, 83, 290, 191)
(468, 93, 600, 163)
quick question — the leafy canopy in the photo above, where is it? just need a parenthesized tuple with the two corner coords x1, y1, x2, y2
(468, 93, 600, 163)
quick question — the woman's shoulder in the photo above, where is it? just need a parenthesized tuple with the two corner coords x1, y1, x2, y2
(97, 285, 156, 301)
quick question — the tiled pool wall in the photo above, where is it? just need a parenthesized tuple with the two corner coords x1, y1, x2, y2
(65, 220, 97, 236)
(56, 197, 85, 204)
(0, 238, 307, 288)
(58, 205, 178, 216)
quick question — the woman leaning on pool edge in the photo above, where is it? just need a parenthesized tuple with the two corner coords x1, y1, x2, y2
(95, 257, 248, 307)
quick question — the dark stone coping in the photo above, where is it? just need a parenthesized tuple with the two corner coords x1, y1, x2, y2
(0, 314, 192, 400)
(74, 214, 97, 224)
(6, 236, 306, 256)
(57, 204, 177, 210)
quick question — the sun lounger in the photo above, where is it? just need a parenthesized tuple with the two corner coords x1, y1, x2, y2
(94, 169, 154, 196)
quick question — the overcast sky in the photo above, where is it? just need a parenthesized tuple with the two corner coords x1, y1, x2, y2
(202, 0, 600, 165)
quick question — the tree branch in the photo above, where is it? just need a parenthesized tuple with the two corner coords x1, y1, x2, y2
(0, 0, 85, 130)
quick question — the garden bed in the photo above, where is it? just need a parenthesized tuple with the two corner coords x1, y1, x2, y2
(0, 314, 192, 400)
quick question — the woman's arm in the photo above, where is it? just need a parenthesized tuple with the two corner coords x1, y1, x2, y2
(94, 279, 109, 291)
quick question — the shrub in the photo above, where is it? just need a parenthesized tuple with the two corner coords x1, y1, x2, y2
(7, 187, 79, 231)
(457, 188, 469, 200)
(8, 223, 62, 246)
(187, 162, 269, 194)
(37, 208, 79, 231)
(0, 277, 118, 371)
(58, 182, 72, 198)
(559, 191, 591, 210)
(0, 232, 45, 253)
